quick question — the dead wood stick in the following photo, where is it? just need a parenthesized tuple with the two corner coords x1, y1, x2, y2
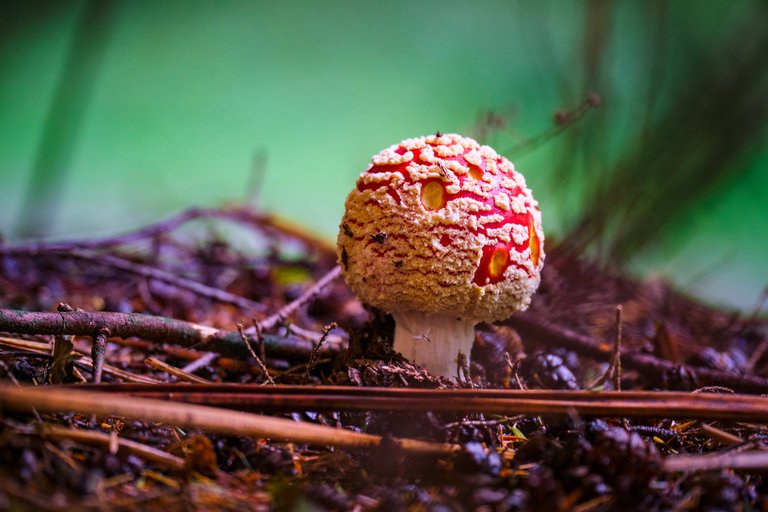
(91, 328, 109, 384)
(237, 324, 275, 385)
(0, 385, 458, 456)
(0, 336, 162, 384)
(69, 384, 768, 423)
(505, 313, 768, 394)
(0, 206, 337, 316)
(1, 206, 335, 257)
(68, 250, 268, 315)
(586, 305, 623, 390)
(179, 352, 218, 374)
(152, 342, 277, 377)
(612, 305, 623, 390)
(1, 207, 211, 253)
(0, 308, 342, 360)
(13, 423, 185, 471)
(255, 212, 336, 254)
(76, 383, 768, 402)
(663, 449, 768, 472)
(249, 266, 342, 333)
(699, 423, 743, 445)
(144, 357, 212, 384)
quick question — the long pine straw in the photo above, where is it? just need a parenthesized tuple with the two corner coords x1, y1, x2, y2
(0, 385, 457, 455)
(66, 383, 768, 423)
(5, 384, 768, 472)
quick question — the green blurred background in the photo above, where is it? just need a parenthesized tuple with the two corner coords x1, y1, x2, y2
(1, 1, 766, 313)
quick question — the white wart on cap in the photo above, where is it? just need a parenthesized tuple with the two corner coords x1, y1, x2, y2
(338, 133, 544, 378)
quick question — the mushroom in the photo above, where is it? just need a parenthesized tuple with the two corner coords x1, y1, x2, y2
(337, 133, 544, 379)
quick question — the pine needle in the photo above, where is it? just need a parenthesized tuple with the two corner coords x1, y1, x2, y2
(0, 385, 458, 456)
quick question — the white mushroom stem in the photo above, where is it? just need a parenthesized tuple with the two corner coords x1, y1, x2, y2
(392, 312, 477, 379)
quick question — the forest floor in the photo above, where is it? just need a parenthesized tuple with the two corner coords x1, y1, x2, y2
(1, 206, 767, 511)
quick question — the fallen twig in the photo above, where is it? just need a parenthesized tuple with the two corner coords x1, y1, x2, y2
(50, 308, 75, 385)
(0, 308, 343, 361)
(12, 422, 185, 471)
(587, 305, 623, 390)
(249, 266, 342, 333)
(0, 207, 211, 253)
(663, 449, 768, 472)
(699, 423, 743, 446)
(63, 250, 268, 315)
(612, 305, 623, 390)
(306, 322, 336, 379)
(0, 385, 458, 455)
(0, 206, 340, 320)
(113, 338, 268, 374)
(289, 323, 346, 346)
(179, 351, 218, 374)
(67, 384, 768, 423)
(91, 328, 109, 384)
(144, 357, 212, 384)
(237, 323, 274, 385)
(0, 206, 335, 255)
(0, 336, 162, 384)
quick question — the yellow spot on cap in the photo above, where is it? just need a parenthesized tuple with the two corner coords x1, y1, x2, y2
(420, 180, 446, 210)
(489, 247, 509, 279)
(468, 166, 484, 180)
(529, 217, 540, 267)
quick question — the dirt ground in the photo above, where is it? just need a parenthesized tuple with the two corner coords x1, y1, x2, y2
(1, 207, 766, 511)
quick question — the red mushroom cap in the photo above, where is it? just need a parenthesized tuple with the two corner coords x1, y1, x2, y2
(338, 133, 544, 323)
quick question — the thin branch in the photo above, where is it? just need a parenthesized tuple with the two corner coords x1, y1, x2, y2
(249, 266, 342, 333)
(587, 304, 623, 390)
(144, 357, 212, 384)
(68, 383, 768, 423)
(69, 250, 268, 314)
(306, 322, 336, 379)
(2, 205, 341, 318)
(7, 207, 207, 253)
(50, 330, 75, 385)
(0, 385, 458, 456)
(12, 422, 185, 471)
(288, 323, 346, 346)
(179, 352, 218, 375)
(506, 93, 601, 158)
(699, 423, 742, 446)
(0, 308, 342, 361)
(440, 415, 525, 430)
(5, 205, 336, 257)
(1, 241, 268, 315)
(504, 352, 525, 390)
(91, 328, 109, 383)
(237, 323, 274, 385)
(120, 339, 278, 379)
(255, 212, 336, 255)
(663, 449, 768, 473)
(612, 305, 623, 390)
(0, 336, 162, 384)
(80, 357, 162, 385)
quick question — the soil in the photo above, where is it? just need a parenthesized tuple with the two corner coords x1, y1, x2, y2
(0, 207, 766, 511)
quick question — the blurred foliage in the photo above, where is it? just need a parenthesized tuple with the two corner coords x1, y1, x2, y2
(0, 0, 766, 311)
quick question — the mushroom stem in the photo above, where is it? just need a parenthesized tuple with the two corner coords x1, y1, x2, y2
(392, 312, 476, 379)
